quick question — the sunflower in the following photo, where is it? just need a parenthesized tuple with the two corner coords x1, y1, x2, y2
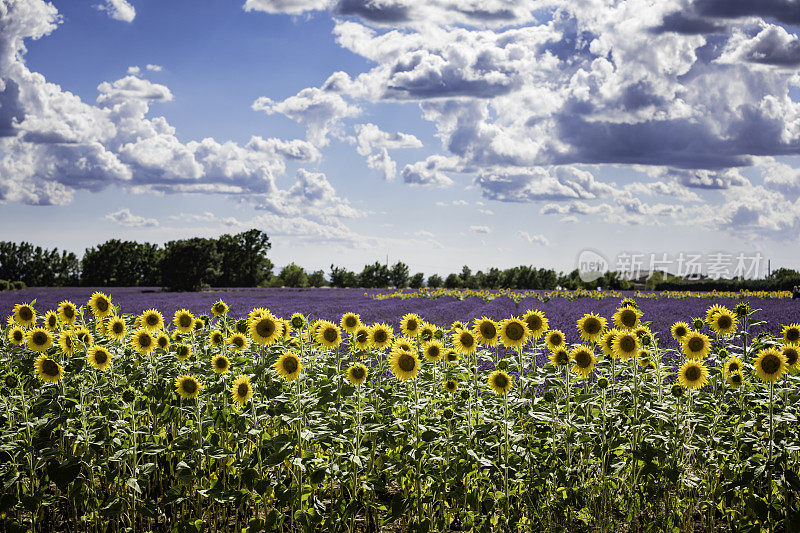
(228, 333, 248, 352)
(249, 313, 280, 346)
(570, 345, 596, 378)
(87, 292, 113, 318)
(340, 312, 361, 334)
(708, 309, 737, 337)
(450, 320, 466, 333)
(88, 346, 113, 370)
(275, 351, 303, 380)
(419, 323, 435, 342)
(727, 371, 743, 388)
(140, 309, 164, 332)
(724, 356, 744, 376)
(211, 354, 231, 374)
(347, 363, 368, 386)
(753, 348, 788, 383)
(522, 309, 549, 339)
(549, 348, 570, 366)
(471, 317, 499, 347)
(131, 329, 155, 355)
(290, 313, 306, 330)
(681, 332, 711, 360)
(389, 350, 420, 380)
(95, 318, 109, 337)
(677, 360, 709, 390)
(12, 303, 36, 328)
(8, 326, 25, 346)
(42, 311, 59, 331)
(393, 336, 415, 353)
(175, 343, 192, 360)
(671, 322, 690, 342)
(445, 349, 459, 364)
(544, 330, 566, 352)
(57, 301, 78, 325)
(175, 375, 202, 400)
(234, 318, 249, 335)
(34, 354, 63, 384)
(692, 318, 704, 331)
(620, 297, 637, 309)
(72, 326, 94, 347)
(279, 319, 291, 342)
(400, 314, 421, 337)
(782, 324, 800, 345)
(173, 309, 195, 334)
(316, 321, 342, 349)
(488, 370, 512, 395)
(453, 329, 478, 356)
(498, 318, 530, 349)
(576, 313, 606, 343)
(370, 323, 394, 350)
(105, 316, 126, 341)
(422, 340, 444, 363)
(26, 328, 53, 352)
(600, 330, 618, 357)
(443, 379, 458, 393)
(781, 344, 799, 372)
(211, 300, 229, 317)
(231, 375, 253, 406)
(612, 332, 639, 361)
(192, 319, 204, 332)
(209, 330, 224, 347)
(705, 304, 727, 324)
(352, 326, 371, 350)
(58, 331, 75, 356)
(612, 307, 641, 331)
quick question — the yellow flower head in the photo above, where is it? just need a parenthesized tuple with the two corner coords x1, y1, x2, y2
(12, 303, 36, 328)
(576, 313, 606, 343)
(140, 309, 164, 332)
(275, 351, 303, 380)
(88, 346, 113, 371)
(681, 332, 711, 360)
(173, 309, 195, 334)
(488, 370, 512, 395)
(340, 312, 361, 334)
(472, 317, 499, 347)
(389, 349, 420, 381)
(231, 374, 253, 406)
(753, 347, 788, 384)
(87, 292, 113, 318)
(26, 328, 53, 352)
(34, 354, 63, 384)
(346, 363, 368, 386)
(499, 318, 530, 349)
(175, 375, 202, 399)
(522, 309, 548, 339)
(678, 360, 709, 390)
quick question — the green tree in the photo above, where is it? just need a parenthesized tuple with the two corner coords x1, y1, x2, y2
(81, 240, 161, 286)
(308, 270, 327, 287)
(426, 273, 443, 288)
(359, 262, 391, 288)
(216, 229, 273, 287)
(389, 261, 410, 288)
(330, 265, 358, 288)
(160, 238, 221, 291)
(409, 272, 425, 289)
(279, 263, 308, 287)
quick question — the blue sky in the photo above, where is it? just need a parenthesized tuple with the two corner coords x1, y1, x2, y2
(1, 0, 800, 277)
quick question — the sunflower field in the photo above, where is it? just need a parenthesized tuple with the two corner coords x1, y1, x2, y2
(1, 293, 800, 532)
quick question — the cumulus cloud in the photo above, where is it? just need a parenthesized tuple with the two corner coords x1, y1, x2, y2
(475, 166, 614, 202)
(96, 0, 136, 22)
(469, 225, 491, 235)
(763, 161, 800, 201)
(516, 231, 549, 246)
(354, 123, 421, 180)
(401, 154, 457, 186)
(105, 207, 159, 227)
(717, 24, 800, 67)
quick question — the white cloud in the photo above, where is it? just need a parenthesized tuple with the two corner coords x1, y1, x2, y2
(469, 225, 491, 235)
(146, 64, 163, 72)
(516, 231, 549, 246)
(105, 207, 159, 227)
(476, 166, 614, 202)
(401, 154, 457, 187)
(96, 0, 136, 22)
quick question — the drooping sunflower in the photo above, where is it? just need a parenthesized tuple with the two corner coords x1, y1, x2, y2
(175, 343, 192, 361)
(620, 297, 637, 309)
(340, 312, 361, 334)
(727, 370, 743, 389)
(95, 318, 109, 337)
(450, 320, 466, 333)
(316, 321, 342, 349)
(724, 356, 744, 376)
(393, 336, 416, 353)
(211, 300, 229, 317)
(352, 326, 371, 351)
(156, 332, 171, 350)
(131, 329, 155, 355)
(228, 333, 248, 352)
(453, 328, 478, 356)
(418, 323, 435, 342)
(576, 313, 606, 343)
(12, 303, 36, 328)
(278, 319, 291, 342)
(72, 326, 94, 347)
(57, 301, 78, 325)
(211, 354, 231, 374)
(106, 316, 127, 341)
(369, 323, 394, 350)
(708, 309, 737, 337)
(639, 353, 656, 370)
(249, 307, 271, 321)
(549, 348, 570, 367)
(87, 292, 113, 318)
(544, 330, 566, 352)
(209, 330, 224, 348)
(472, 317, 499, 347)
(499, 318, 530, 349)
(400, 314, 422, 337)
(290, 313, 306, 330)
(88, 346, 113, 371)
(612, 332, 639, 361)
(570, 345, 597, 378)
(753, 347, 788, 384)
(780, 344, 799, 372)
(600, 329, 618, 357)
(34, 354, 63, 384)
(173, 309, 195, 334)
(438, 380, 456, 394)
(26, 328, 53, 352)
(234, 318, 249, 335)
(671, 322, 690, 342)
(422, 340, 444, 363)
(58, 331, 75, 356)
(192, 318, 204, 332)
(677, 360, 709, 390)
(488, 370, 512, 395)
(230, 375, 253, 406)
(275, 351, 303, 380)
(704, 304, 727, 324)
(612, 307, 641, 331)
(8, 325, 25, 346)
(522, 309, 549, 340)
(43, 311, 59, 331)
(782, 324, 800, 345)
(445, 349, 459, 364)
(681, 332, 711, 360)
(347, 363, 368, 386)
(389, 349, 420, 380)
(175, 375, 202, 400)
(140, 309, 164, 332)
(249, 313, 280, 346)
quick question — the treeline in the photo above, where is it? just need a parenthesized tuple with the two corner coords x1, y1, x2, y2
(653, 268, 800, 292)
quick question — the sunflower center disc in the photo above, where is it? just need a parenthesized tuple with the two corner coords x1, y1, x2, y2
(762, 355, 780, 374)
(686, 366, 701, 381)
(323, 329, 337, 343)
(238, 384, 249, 396)
(283, 358, 298, 374)
(398, 354, 416, 372)
(42, 359, 59, 376)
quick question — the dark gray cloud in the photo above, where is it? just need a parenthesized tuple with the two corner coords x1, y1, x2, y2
(334, 0, 411, 23)
(0, 79, 24, 137)
(694, 0, 800, 25)
(651, 11, 727, 35)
